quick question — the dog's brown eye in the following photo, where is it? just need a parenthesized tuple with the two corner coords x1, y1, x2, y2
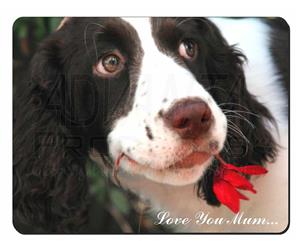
(94, 51, 125, 77)
(103, 54, 120, 72)
(179, 40, 197, 59)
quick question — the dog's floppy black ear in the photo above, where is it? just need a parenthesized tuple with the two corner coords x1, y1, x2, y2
(198, 72, 278, 206)
(223, 77, 278, 165)
(196, 18, 278, 206)
(30, 36, 64, 89)
(13, 33, 88, 233)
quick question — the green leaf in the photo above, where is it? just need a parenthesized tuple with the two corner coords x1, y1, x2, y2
(86, 160, 108, 203)
(35, 17, 46, 40)
(109, 188, 130, 215)
(18, 24, 27, 39)
(49, 17, 63, 32)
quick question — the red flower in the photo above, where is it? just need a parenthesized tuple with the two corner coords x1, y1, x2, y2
(213, 155, 268, 213)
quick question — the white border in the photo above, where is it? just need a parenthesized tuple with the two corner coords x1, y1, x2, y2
(1, 0, 299, 249)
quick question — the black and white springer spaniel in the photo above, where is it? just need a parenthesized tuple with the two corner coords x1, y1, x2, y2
(13, 17, 289, 233)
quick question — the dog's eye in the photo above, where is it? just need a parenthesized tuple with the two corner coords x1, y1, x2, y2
(178, 39, 197, 60)
(103, 55, 120, 72)
(94, 51, 125, 77)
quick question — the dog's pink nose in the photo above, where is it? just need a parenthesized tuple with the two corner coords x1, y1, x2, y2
(164, 98, 212, 139)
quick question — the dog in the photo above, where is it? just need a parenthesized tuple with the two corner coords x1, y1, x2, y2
(13, 17, 289, 233)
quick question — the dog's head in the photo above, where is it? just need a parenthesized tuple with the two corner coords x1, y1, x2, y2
(106, 17, 229, 185)
(29, 17, 277, 204)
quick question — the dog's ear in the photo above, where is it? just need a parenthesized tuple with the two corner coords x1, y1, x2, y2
(198, 71, 278, 206)
(30, 17, 74, 90)
(30, 36, 64, 89)
(197, 18, 277, 163)
(13, 31, 88, 233)
(222, 76, 278, 165)
(196, 19, 278, 206)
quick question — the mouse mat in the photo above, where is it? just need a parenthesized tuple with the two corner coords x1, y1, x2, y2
(13, 17, 289, 234)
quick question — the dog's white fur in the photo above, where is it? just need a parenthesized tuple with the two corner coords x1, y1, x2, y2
(108, 18, 227, 185)
(91, 18, 288, 232)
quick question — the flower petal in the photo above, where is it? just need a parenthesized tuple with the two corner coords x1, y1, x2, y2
(224, 163, 267, 175)
(236, 190, 249, 200)
(236, 165, 268, 175)
(213, 177, 240, 213)
(222, 169, 256, 193)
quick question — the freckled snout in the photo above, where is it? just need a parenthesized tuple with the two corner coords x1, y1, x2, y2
(163, 98, 213, 139)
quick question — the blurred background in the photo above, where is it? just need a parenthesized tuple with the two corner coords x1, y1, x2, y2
(13, 17, 167, 233)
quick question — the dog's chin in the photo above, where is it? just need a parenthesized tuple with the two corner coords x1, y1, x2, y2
(121, 152, 214, 186)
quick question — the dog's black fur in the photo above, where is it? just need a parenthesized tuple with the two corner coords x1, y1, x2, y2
(13, 17, 284, 233)
(195, 19, 280, 205)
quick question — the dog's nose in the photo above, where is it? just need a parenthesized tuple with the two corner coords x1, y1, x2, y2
(164, 98, 212, 139)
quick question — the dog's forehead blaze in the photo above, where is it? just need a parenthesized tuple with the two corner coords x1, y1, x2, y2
(120, 17, 179, 56)
(120, 17, 158, 55)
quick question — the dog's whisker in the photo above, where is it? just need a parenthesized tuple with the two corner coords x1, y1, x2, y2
(218, 102, 251, 111)
(227, 124, 250, 144)
(224, 140, 233, 154)
(223, 145, 230, 154)
(225, 114, 255, 129)
(227, 121, 250, 145)
(222, 108, 260, 117)
(226, 128, 250, 157)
